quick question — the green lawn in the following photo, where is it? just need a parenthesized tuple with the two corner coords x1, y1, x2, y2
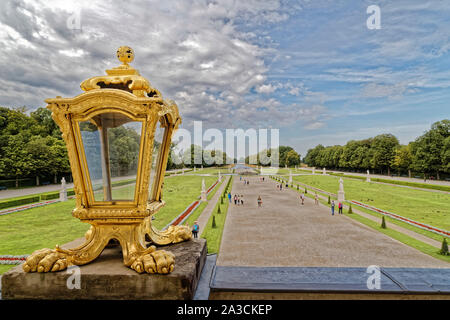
(151, 175, 217, 229)
(0, 199, 89, 256)
(276, 177, 450, 264)
(184, 177, 226, 227)
(0, 175, 218, 275)
(188, 167, 228, 175)
(201, 177, 233, 254)
(291, 174, 450, 231)
(0, 264, 17, 274)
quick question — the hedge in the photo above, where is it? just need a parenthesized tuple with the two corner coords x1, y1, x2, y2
(0, 195, 41, 210)
(328, 172, 450, 192)
(40, 192, 60, 200)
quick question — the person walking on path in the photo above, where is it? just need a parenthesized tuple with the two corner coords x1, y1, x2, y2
(280, 184, 283, 191)
(314, 193, 319, 205)
(228, 192, 232, 203)
(300, 193, 305, 205)
(338, 202, 343, 214)
(192, 221, 199, 238)
(257, 195, 262, 207)
(234, 194, 237, 205)
(240, 195, 244, 206)
(331, 200, 335, 216)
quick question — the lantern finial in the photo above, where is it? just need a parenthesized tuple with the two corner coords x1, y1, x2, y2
(116, 46, 134, 67)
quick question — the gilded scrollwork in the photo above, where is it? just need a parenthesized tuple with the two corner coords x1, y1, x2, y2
(24, 47, 188, 275)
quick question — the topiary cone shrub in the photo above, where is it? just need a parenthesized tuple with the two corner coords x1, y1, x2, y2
(440, 238, 449, 256)
(381, 216, 387, 229)
(297, 185, 299, 190)
(212, 215, 217, 228)
(348, 204, 353, 214)
(304, 188, 307, 194)
(217, 205, 221, 214)
(328, 195, 331, 204)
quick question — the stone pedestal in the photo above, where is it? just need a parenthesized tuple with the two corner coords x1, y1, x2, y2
(338, 191, 345, 202)
(59, 177, 67, 201)
(1, 238, 207, 300)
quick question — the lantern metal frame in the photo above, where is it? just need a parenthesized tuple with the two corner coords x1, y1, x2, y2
(22, 47, 192, 274)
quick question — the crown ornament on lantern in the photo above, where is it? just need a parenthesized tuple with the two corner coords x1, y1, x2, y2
(80, 46, 161, 98)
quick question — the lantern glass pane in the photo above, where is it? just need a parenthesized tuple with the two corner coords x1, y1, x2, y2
(78, 112, 142, 202)
(148, 121, 166, 201)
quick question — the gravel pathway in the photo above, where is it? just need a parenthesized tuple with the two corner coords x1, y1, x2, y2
(217, 176, 449, 268)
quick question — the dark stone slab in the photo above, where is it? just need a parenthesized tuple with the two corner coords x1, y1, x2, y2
(194, 254, 217, 300)
(210, 266, 450, 294)
(1, 238, 206, 300)
(381, 268, 450, 293)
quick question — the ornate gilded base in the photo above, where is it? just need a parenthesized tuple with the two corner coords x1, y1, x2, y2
(23, 220, 192, 274)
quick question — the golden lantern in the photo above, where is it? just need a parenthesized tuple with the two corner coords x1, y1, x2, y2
(23, 46, 191, 274)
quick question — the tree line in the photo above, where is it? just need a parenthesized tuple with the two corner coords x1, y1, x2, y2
(0, 107, 168, 187)
(303, 120, 449, 179)
(244, 146, 301, 167)
(0, 107, 233, 188)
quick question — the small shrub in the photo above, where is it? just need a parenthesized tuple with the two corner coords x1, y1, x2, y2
(212, 215, 217, 228)
(440, 238, 449, 256)
(381, 216, 387, 229)
(297, 185, 299, 190)
(304, 188, 307, 194)
(327, 196, 331, 204)
(348, 204, 353, 214)
(217, 205, 221, 214)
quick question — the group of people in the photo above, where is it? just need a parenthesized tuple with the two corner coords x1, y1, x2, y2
(231, 193, 244, 206)
(239, 176, 250, 185)
(299, 192, 343, 216)
(330, 200, 343, 215)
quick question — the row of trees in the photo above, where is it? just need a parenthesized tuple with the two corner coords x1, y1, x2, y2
(244, 146, 301, 167)
(0, 107, 70, 187)
(0, 107, 235, 187)
(303, 120, 449, 179)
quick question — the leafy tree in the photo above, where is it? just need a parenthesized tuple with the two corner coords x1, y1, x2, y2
(370, 134, 399, 175)
(2, 133, 33, 187)
(411, 120, 449, 179)
(392, 144, 413, 176)
(30, 107, 61, 138)
(285, 149, 301, 167)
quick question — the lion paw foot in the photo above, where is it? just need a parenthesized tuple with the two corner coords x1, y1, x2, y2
(23, 248, 69, 273)
(131, 249, 175, 274)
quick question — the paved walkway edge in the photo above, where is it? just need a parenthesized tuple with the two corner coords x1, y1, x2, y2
(276, 177, 443, 249)
(198, 176, 230, 235)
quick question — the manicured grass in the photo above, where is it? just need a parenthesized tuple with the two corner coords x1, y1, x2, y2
(201, 177, 233, 254)
(189, 167, 228, 175)
(278, 176, 450, 263)
(292, 174, 450, 231)
(0, 175, 217, 260)
(0, 265, 16, 274)
(184, 178, 227, 227)
(152, 175, 217, 229)
(343, 210, 450, 264)
(280, 175, 447, 244)
(0, 199, 89, 256)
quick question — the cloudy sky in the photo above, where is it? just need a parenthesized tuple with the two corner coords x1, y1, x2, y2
(0, 0, 449, 157)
